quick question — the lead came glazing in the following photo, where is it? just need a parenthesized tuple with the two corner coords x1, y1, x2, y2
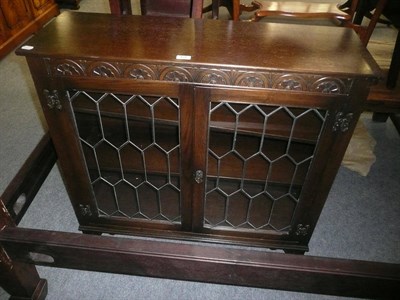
(68, 90, 181, 223)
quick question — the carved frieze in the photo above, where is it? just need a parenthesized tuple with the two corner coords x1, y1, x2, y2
(45, 58, 353, 95)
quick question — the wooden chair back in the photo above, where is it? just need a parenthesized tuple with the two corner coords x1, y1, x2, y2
(250, 1, 353, 23)
(349, 0, 388, 46)
(109, 0, 203, 18)
(109, 0, 132, 15)
(243, 0, 387, 46)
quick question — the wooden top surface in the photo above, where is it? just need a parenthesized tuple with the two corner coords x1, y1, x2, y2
(17, 11, 379, 78)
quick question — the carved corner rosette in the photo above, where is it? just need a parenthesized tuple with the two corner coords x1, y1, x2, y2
(294, 224, 310, 236)
(44, 89, 63, 110)
(79, 204, 92, 217)
(333, 112, 354, 132)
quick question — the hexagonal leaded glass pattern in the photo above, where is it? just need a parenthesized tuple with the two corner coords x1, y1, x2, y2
(205, 102, 327, 233)
(68, 91, 181, 224)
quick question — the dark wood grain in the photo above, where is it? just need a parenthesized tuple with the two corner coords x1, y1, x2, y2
(15, 12, 379, 255)
(1, 11, 395, 299)
(0, 201, 48, 300)
(0, 0, 59, 59)
(1, 133, 56, 224)
(1, 227, 399, 299)
(16, 11, 379, 78)
(109, 0, 131, 15)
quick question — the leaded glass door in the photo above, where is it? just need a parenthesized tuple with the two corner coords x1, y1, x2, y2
(192, 87, 336, 246)
(65, 83, 193, 234)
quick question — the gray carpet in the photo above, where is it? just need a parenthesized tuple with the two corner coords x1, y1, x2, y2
(0, 1, 399, 299)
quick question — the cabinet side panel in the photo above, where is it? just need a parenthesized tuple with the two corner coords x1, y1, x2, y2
(25, 57, 96, 227)
(291, 79, 372, 245)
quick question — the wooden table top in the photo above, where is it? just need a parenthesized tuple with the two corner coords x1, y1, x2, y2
(17, 11, 380, 79)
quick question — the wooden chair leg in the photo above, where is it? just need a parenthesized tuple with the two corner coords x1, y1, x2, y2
(192, 0, 204, 18)
(390, 114, 400, 134)
(372, 112, 390, 122)
(360, 0, 387, 46)
(203, 0, 234, 20)
(220, 0, 234, 18)
(109, 0, 132, 15)
(387, 30, 400, 89)
(211, 0, 221, 19)
(370, 6, 399, 126)
(372, 113, 400, 135)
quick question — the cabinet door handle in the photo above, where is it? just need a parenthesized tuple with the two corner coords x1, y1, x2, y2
(194, 170, 204, 184)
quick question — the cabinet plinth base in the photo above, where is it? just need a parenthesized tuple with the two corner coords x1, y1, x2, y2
(78, 224, 309, 254)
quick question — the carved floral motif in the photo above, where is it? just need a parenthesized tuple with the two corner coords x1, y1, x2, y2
(273, 75, 306, 91)
(160, 67, 192, 82)
(295, 224, 310, 236)
(55, 60, 85, 76)
(79, 204, 92, 216)
(45, 58, 354, 95)
(199, 70, 230, 85)
(235, 73, 266, 88)
(44, 89, 62, 110)
(88, 62, 120, 77)
(124, 64, 155, 80)
(333, 112, 354, 132)
(311, 78, 345, 94)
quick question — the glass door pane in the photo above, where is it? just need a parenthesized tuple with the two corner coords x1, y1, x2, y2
(205, 101, 327, 234)
(69, 90, 182, 224)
